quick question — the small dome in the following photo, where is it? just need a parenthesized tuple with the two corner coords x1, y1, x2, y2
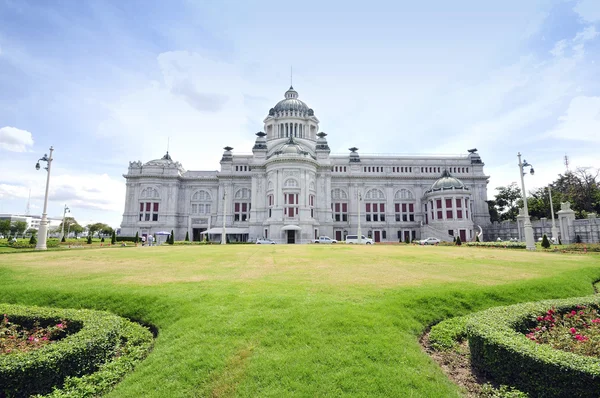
(426, 170, 467, 193)
(272, 86, 312, 114)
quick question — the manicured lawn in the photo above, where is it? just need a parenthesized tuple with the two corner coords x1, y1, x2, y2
(1, 245, 599, 397)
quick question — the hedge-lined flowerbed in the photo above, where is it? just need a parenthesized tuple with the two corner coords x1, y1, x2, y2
(466, 296, 600, 397)
(428, 315, 469, 351)
(465, 241, 526, 249)
(0, 304, 152, 397)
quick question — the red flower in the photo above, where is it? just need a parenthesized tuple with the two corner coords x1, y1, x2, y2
(570, 327, 577, 334)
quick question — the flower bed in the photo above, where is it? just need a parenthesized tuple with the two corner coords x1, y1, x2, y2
(466, 296, 600, 397)
(0, 304, 153, 397)
(1, 314, 70, 354)
(465, 241, 526, 249)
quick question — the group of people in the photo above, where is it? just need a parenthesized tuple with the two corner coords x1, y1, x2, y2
(141, 235, 154, 246)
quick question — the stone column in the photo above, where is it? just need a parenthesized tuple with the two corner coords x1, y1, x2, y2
(557, 202, 576, 244)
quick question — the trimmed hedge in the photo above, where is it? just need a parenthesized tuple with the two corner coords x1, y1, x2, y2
(115, 236, 140, 243)
(40, 316, 153, 398)
(465, 241, 526, 249)
(428, 315, 470, 351)
(0, 304, 132, 397)
(466, 296, 600, 397)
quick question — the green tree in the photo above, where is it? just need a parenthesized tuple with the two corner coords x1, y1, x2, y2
(0, 219, 10, 237)
(455, 236, 462, 246)
(135, 231, 139, 244)
(111, 230, 116, 245)
(87, 235, 92, 244)
(185, 231, 189, 242)
(552, 168, 600, 218)
(11, 221, 28, 238)
(101, 225, 114, 237)
(70, 223, 84, 238)
(490, 183, 523, 222)
(29, 232, 37, 245)
(541, 234, 550, 249)
(475, 235, 480, 242)
(169, 230, 175, 245)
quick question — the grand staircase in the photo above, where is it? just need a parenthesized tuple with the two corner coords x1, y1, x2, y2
(420, 224, 455, 242)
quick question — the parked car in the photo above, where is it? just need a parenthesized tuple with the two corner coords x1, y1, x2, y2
(256, 238, 276, 244)
(313, 236, 337, 244)
(345, 235, 374, 244)
(419, 237, 441, 245)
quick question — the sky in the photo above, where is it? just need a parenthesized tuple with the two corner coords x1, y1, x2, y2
(0, 0, 599, 228)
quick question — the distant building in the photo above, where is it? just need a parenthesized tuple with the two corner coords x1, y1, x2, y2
(0, 214, 62, 233)
(120, 86, 490, 243)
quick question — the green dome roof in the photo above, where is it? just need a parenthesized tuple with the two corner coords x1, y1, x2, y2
(426, 170, 468, 193)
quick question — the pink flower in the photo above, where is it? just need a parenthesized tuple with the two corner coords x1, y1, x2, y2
(571, 310, 577, 315)
(570, 327, 577, 334)
(591, 319, 600, 324)
(575, 334, 588, 341)
(56, 323, 64, 329)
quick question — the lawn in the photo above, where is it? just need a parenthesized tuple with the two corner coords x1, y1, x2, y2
(1, 245, 599, 397)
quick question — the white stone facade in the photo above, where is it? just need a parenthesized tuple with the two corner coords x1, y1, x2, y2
(120, 87, 490, 243)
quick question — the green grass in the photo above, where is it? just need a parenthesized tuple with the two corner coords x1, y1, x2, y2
(1, 245, 599, 397)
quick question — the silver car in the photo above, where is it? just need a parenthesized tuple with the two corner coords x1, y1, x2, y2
(419, 237, 441, 245)
(256, 238, 276, 244)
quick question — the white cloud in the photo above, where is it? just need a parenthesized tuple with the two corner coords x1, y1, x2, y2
(546, 96, 600, 142)
(550, 40, 567, 57)
(0, 126, 34, 152)
(574, 0, 600, 23)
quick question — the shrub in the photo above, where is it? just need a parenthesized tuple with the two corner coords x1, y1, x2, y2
(455, 236, 462, 246)
(170, 230, 175, 245)
(111, 230, 116, 245)
(101, 237, 105, 243)
(185, 231, 190, 242)
(87, 235, 92, 244)
(29, 235, 37, 245)
(404, 236, 410, 244)
(135, 231, 139, 243)
(576, 235, 582, 243)
(475, 235, 480, 242)
(541, 234, 550, 249)
(466, 296, 600, 398)
(61, 236, 66, 243)
(465, 241, 526, 249)
(429, 316, 470, 351)
(116, 236, 139, 243)
(0, 304, 123, 396)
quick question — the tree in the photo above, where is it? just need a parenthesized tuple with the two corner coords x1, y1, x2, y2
(87, 223, 111, 238)
(135, 231, 139, 244)
(87, 235, 92, 244)
(475, 235, 480, 242)
(185, 231, 190, 242)
(455, 236, 462, 246)
(0, 219, 10, 237)
(111, 230, 116, 245)
(489, 183, 523, 222)
(541, 234, 550, 249)
(169, 230, 175, 245)
(552, 168, 600, 218)
(70, 223, 84, 238)
(11, 221, 28, 238)
(29, 233, 37, 245)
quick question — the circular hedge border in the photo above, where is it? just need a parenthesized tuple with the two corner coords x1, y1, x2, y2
(466, 295, 600, 398)
(1, 303, 153, 397)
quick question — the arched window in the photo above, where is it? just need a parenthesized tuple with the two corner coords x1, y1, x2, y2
(234, 188, 251, 221)
(191, 190, 212, 215)
(364, 189, 385, 222)
(284, 179, 299, 188)
(139, 187, 160, 222)
(394, 189, 415, 222)
(331, 188, 348, 222)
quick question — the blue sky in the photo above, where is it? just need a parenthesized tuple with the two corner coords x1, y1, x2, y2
(1, 0, 599, 228)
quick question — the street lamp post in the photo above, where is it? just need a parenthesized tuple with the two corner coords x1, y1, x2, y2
(35, 147, 54, 250)
(517, 152, 536, 251)
(221, 190, 227, 245)
(548, 186, 559, 243)
(61, 204, 70, 241)
(357, 191, 362, 244)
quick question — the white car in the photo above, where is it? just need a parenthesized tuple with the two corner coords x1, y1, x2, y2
(256, 238, 276, 244)
(314, 236, 338, 244)
(419, 237, 441, 245)
(345, 235, 374, 244)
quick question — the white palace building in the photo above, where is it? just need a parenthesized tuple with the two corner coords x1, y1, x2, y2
(120, 86, 490, 244)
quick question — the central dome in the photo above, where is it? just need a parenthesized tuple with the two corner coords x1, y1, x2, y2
(426, 170, 467, 193)
(271, 86, 312, 114)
